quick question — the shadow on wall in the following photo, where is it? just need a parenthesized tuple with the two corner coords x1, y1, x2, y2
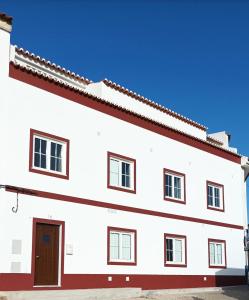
(216, 268, 248, 300)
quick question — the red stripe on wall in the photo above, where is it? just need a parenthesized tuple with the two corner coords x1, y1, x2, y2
(0, 273, 245, 291)
(9, 64, 241, 164)
(5, 186, 244, 230)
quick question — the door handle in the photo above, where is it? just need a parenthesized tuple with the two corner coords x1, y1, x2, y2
(36, 255, 40, 259)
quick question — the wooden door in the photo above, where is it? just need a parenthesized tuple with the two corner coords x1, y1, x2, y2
(34, 223, 60, 286)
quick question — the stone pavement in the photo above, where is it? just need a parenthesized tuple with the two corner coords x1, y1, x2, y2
(118, 286, 249, 300)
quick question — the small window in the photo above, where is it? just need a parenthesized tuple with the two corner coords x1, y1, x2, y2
(107, 152, 136, 193)
(207, 181, 224, 211)
(30, 129, 69, 179)
(164, 234, 187, 267)
(208, 239, 226, 268)
(107, 227, 137, 265)
(164, 169, 186, 203)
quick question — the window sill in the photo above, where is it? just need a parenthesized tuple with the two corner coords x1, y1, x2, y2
(29, 167, 69, 180)
(164, 263, 187, 268)
(207, 206, 224, 212)
(209, 265, 227, 269)
(107, 185, 136, 194)
(107, 261, 137, 266)
(164, 197, 186, 204)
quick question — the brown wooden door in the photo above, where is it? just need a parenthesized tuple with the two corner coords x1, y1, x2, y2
(34, 223, 60, 286)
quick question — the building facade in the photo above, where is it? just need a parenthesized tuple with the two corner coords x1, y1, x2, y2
(0, 13, 248, 292)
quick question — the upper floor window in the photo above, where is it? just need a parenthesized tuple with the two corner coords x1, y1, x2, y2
(29, 129, 69, 179)
(207, 181, 224, 212)
(107, 152, 136, 193)
(164, 169, 186, 204)
(107, 227, 137, 265)
(164, 234, 187, 267)
(208, 239, 226, 268)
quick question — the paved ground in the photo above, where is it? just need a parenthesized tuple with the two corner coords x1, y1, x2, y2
(119, 286, 249, 300)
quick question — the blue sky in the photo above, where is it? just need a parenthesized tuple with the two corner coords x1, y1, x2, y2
(1, 0, 249, 216)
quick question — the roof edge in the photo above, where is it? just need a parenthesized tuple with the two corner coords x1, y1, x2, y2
(102, 78, 207, 132)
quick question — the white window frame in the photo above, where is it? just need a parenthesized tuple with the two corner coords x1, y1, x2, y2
(207, 182, 224, 211)
(33, 134, 67, 176)
(165, 234, 186, 266)
(108, 228, 136, 264)
(209, 240, 226, 268)
(164, 170, 185, 202)
(108, 153, 135, 191)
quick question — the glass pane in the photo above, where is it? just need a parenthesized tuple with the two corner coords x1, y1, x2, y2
(110, 159, 119, 186)
(216, 244, 222, 264)
(165, 175, 172, 197)
(41, 154, 46, 169)
(166, 239, 173, 261)
(110, 233, 119, 260)
(41, 140, 47, 154)
(174, 177, 181, 199)
(35, 138, 40, 153)
(57, 144, 62, 158)
(210, 243, 215, 265)
(214, 188, 220, 207)
(175, 239, 182, 263)
(208, 186, 213, 206)
(57, 158, 62, 172)
(122, 234, 131, 260)
(51, 142, 56, 156)
(50, 157, 56, 171)
(34, 153, 40, 167)
(110, 159, 119, 173)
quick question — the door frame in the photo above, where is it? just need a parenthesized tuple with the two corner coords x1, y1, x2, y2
(31, 218, 65, 287)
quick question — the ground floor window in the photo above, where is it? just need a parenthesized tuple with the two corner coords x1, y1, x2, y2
(208, 239, 226, 268)
(164, 233, 187, 267)
(107, 227, 137, 265)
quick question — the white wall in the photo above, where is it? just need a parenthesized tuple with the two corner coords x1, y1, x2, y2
(86, 82, 207, 140)
(0, 38, 246, 277)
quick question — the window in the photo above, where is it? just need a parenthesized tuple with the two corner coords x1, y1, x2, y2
(107, 152, 136, 193)
(164, 234, 187, 267)
(207, 181, 224, 211)
(29, 129, 69, 179)
(107, 227, 137, 265)
(164, 169, 186, 203)
(208, 239, 226, 268)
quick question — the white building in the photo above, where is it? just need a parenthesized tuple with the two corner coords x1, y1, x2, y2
(0, 13, 248, 293)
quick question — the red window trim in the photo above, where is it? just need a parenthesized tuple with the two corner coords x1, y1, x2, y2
(107, 226, 137, 266)
(29, 129, 70, 180)
(107, 152, 136, 194)
(163, 168, 186, 204)
(206, 181, 225, 212)
(164, 233, 187, 267)
(208, 238, 227, 269)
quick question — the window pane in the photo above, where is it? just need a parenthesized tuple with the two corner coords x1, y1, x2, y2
(210, 243, 215, 265)
(208, 186, 213, 206)
(110, 233, 119, 260)
(51, 142, 56, 156)
(34, 153, 40, 167)
(50, 157, 56, 171)
(216, 244, 223, 264)
(175, 239, 182, 263)
(166, 238, 173, 261)
(122, 162, 131, 188)
(41, 154, 46, 169)
(56, 158, 62, 172)
(110, 159, 119, 186)
(41, 140, 47, 154)
(35, 138, 40, 153)
(214, 187, 220, 207)
(165, 175, 172, 197)
(174, 177, 181, 199)
(122, 234, 131, 260)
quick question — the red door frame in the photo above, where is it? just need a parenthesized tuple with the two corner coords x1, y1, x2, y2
(31, 218, 65, 287)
